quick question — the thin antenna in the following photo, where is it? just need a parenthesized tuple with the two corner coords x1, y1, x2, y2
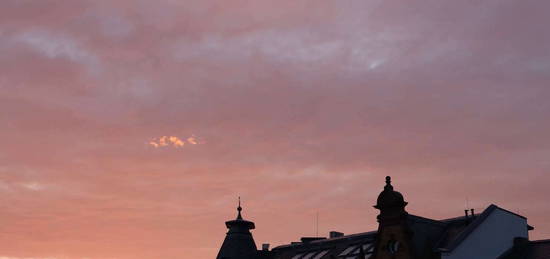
(236, 196, 243, 220)
(462, 170, 468, 212)
(315, 211, 319, 237)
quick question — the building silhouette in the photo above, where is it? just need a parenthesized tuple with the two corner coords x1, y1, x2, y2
(216, 176, 550, 259)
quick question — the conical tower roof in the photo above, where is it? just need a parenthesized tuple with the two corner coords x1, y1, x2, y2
(216, 198, 258, 259)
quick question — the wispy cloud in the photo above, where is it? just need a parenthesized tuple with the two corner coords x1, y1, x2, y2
(20, 182, 44, 191)
(10, 30, 101, 75)
(1, 1, 550, 259)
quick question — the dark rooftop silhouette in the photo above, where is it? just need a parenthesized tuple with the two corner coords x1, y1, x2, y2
(216, 176, 546, 259)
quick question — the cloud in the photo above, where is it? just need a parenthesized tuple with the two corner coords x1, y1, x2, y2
(172, 28, 390, 74)
(1, 1, 550, 259)
(149, 136, 200, 148)
(169, 136, 185, 147)
(20, 182, 44, 191)
(187, 137, 197, 145)
(9, 30, 101, 75)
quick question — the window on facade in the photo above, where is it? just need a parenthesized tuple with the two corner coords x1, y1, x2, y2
(312, 250, 329, 259)
(338, 245, 357, 256)
(362, 243, 374, 252)
(302, 252, 317, 259)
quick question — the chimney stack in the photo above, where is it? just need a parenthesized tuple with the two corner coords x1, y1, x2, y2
(464, 209, 469, 218)
(470, 208, 475, 217)
(329, 231, 344, 238)
(262, 244, 270, 251)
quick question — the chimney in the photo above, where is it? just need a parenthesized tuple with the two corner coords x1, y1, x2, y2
(470, 208, 475, 217)
(262, 244, 270, 251)
(329, 231, 344, 238)
(464, 209, 469, 218)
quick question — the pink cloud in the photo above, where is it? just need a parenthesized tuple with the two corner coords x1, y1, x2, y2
(1, 0, 550, 259)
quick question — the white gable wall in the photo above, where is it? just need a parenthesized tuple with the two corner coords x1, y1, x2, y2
(442, 208, 528, 259)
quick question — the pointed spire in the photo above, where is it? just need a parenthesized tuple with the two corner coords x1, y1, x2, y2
(237, 196, 243, 220)
(217, 197, 257, 259)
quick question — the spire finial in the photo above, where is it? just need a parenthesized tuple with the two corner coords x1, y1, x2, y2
(384, 176, 393, 191)
(237, 196, 243, 220)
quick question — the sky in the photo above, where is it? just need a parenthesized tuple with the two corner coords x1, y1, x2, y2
(1, 0, 550, 258)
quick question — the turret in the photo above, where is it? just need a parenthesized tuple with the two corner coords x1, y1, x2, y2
(372, 176, 415, 259)
(374, 176, 408, 226)
(216, 198, 258, 259)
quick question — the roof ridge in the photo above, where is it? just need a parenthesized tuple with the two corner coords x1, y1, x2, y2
(408, 214, 447, 226)
(492, 205, 527, 220)
(530, 239, 550, 244)
(271, 231, 377, 250)
(436, 204, 498, 252)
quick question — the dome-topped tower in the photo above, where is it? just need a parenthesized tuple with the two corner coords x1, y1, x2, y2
(374, 176, 408, 225)
(375, 176, 407, 211)
(216, 198, 258, 259)
(371, 176, 414, 259)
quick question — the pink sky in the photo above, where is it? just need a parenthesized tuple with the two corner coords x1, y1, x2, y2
(1, 1, 550, 258)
